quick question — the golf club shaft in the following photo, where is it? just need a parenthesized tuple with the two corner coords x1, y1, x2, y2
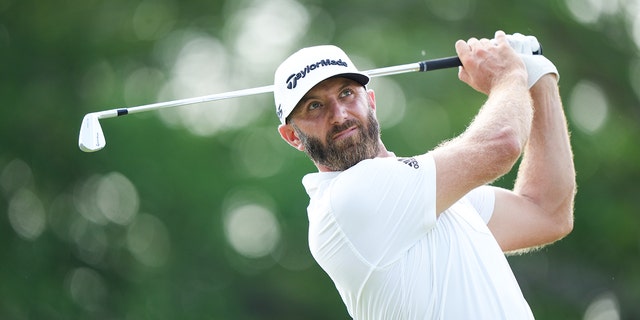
(90, 56, 462, 120)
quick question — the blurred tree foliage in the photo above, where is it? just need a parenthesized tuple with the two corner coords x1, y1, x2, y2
(1, 0, 639, 319)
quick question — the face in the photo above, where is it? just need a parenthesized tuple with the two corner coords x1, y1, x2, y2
(280, 77, 381, 171)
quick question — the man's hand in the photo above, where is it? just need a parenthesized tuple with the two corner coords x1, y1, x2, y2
(455, 30, 528, 95)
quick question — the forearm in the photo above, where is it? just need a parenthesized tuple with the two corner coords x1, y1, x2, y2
(465, 80, 532, 151)
(454, 31, 533, 161)
(514, 75, 576, 227)
(433, 80, 532, 214)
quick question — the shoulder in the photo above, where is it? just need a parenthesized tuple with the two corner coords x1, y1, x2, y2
(303, 155, 437, 213)
(346, 154, 434, 176)
(333, 155, 434, 189)
(329, 155, 436, 212)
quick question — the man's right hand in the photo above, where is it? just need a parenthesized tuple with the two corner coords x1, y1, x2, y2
(455, 30, 528, 95)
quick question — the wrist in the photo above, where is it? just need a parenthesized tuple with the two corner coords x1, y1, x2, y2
(494, 69, 529, 92)
(530, 74, 559, 94)
(520, 55, 558, 88)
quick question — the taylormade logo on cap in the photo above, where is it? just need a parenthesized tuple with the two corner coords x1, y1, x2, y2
(273, 45, 369, 124)
(286, 58, 349, 89)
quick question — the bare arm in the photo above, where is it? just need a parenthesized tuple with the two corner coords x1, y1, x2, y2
(431, 31, 533, 214)
(488, 75, 576, 253)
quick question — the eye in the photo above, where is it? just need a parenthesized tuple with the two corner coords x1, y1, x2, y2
(307, 101, 322, 111)
(340, 88, 354, 98)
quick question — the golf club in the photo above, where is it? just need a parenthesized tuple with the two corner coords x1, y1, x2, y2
(79, 47, 541, 152)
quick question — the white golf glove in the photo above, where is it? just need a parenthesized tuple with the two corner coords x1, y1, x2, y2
(501, 33, 559, 88)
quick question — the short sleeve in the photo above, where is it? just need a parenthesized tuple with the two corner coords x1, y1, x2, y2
(464, 186, 496, 224)
(327, 154, 437, 266)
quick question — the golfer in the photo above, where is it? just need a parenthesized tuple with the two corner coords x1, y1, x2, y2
(274, 30, 575, 319)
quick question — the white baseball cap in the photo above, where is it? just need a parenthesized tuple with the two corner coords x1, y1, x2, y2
(273, 45, 370, 124)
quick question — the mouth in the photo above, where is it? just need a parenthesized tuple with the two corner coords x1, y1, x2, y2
(332, 126, 358, 141)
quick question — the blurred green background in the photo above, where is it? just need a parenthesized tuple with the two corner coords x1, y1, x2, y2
(1, 0, 639, 319)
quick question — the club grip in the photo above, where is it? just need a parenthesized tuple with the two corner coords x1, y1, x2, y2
(419, 56, 461, 71)
(418, 44, 543, 72)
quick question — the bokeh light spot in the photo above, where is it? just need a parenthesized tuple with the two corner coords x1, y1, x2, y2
(66, 267, 107, 312)
(632, 12, 640, 50)
(568, 80, 609, 134)
(224, 203, 281, 259)
(96, 172, 140, 225)
(74, 175, 109, 225)
(566, 0, 603, 24)
(158, 34, 242, 136)
(96, 172, 139, 226)
(228, 0, 310, 71)
(0, 158, 33, 197)
(70, 217, 108, 266)
(233, 127, 286, 178)
(628, 58, 640, 100)
(583, 291, 620, 320)
(369, 78, 407, 129)
(74, 172, 140, 227)
(123, 67, 166, 107)
(8, 188, 46, 240)
(127, 213, 171, 267)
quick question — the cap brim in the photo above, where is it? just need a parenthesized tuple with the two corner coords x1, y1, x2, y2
(336, 72, 370, 87)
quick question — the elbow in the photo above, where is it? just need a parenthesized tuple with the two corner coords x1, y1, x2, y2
(557, 210, 574, 239)
(500, 125, 525, 158)
(558, 192, 576, 238)
(490, 126, 525, 175)
(556, 179, 577, 239)
(548, 196, 576, 242)
(546, 213, 573, 246)
(460, 123, 528, 184)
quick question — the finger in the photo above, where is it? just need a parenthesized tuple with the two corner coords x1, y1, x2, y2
(526, 35, 541, 52)
(455, 39, 472, 57)
(455, 39, 470, 50)
(479, 38, 492, 47)
(493, 30, 508, 46)
(458, 65, 469, 83)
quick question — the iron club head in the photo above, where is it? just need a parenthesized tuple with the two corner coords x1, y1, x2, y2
(78, 113, 106, 152)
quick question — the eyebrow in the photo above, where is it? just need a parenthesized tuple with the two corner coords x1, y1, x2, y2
(296, 78, 356, 109)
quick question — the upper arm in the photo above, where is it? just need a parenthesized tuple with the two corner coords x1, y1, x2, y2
(431, 129, 522, 215)
(487, 186, 572, 253)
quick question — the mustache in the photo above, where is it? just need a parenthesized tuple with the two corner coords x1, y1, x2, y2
(327, 119, 361, 141)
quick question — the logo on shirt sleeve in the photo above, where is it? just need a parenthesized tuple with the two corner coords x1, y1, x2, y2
(398, 157, 419, 169)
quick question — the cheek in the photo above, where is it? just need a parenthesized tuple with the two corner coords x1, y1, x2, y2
(300, 122, 327, 137)
(353, 101, 373, 119)
(293, 123, 325, 147)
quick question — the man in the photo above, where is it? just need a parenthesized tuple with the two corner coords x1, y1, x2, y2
(273, 31, 576, 319)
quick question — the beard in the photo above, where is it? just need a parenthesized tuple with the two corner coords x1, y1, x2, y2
(292, 108, 381, 171)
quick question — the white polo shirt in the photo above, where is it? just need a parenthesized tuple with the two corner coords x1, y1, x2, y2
(302, 153, 534, 319)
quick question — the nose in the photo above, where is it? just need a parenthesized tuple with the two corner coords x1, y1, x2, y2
(328, 99, 348, 124)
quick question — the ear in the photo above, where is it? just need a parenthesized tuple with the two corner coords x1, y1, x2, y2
(278, 124, 305, 151)
(367, 89, 376, 111)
